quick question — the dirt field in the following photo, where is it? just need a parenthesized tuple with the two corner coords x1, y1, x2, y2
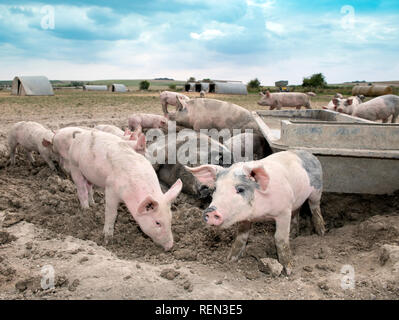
(0, 90, 398, 300)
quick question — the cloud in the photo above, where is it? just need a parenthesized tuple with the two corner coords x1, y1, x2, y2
(190, 29, 225, 41)
(0, 0, 398, 84)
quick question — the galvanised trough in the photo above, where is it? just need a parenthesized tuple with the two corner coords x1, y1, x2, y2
(252, 109, 399, 194)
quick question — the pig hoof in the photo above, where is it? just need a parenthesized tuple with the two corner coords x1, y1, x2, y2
(284, 265, 293, 276)
(103, 235, 113, 245)
(227, 254, 239, 262)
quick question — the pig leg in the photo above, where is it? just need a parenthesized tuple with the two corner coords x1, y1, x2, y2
(290, 209, 300, 239)
(103, 187, 120, 243)
(274, 210, 292, 274)
(391, 114, 397, 123)
(382, 118, 388, 123)
(308, 190, 325, 236)
(227, 221, 251, 262)
(70, 167, 90, 209)
(8, 140, 18, 165)
(304, 102, 311, 109)
(25, 150, 35, 164)
(87, 181, 95, 206)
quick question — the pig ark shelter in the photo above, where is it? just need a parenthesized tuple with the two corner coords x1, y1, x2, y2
(11, 76, 54, 96)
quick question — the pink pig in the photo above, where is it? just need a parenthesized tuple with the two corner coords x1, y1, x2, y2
(128, 113, 168, 130)
(337, 94, 399, 123)
(258, 91, 313, 110)
(187, 150, 325, 273)
(8, 121, 56, 170)
(160, 91, 190, 116)
(68, 130, 182, 250)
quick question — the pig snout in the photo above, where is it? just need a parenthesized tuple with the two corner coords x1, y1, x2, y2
(163, 239, 174, 251)
(203, 206, 223, 226)
(337, 107, 344, 113)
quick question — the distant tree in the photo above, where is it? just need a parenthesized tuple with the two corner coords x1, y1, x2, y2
(169, 83, 176, 90)
(247, 78, 261, 91)
(71, 81, 83, 87)
(202, 78, 211, 83)
(302, 73, 327, 88)
(139, 80, 150, 90)
(188, 77, 196, 82)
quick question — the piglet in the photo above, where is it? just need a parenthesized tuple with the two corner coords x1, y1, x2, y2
(128, 113, 168, 130)
(68, 130, 182, 250)
(8, 121, 56, 170)
(160, 91, 190, 116)
(187, 150, 325, 274)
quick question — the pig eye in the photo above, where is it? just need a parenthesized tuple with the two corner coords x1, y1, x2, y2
(155, 221, 161, 227)
(236, 186, 245, 194)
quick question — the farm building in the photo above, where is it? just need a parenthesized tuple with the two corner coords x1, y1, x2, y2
(108, 84, 128, 92)
(185, 80, 247, 95)
(83, 85, 107, 91)
(184, 82, 196, 92)
(11, 76, 54, 96)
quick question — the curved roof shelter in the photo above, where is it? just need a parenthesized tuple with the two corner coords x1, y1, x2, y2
(211, 81, 247, 95)
(12, 76, 54, 96)
(83, 85, 107, 91)
(108, 84, 127, 92)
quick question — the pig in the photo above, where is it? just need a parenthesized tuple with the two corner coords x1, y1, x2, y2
(160, 91, 190, 116)
(199, 90, 206, 98)
(306, 92, 316, 97)
(186, 150, 325, 273)
(337, 94, 399, 123)
(258, 91, 313, 110)
(128, 113, 168, 131)
(223, 132, 272, 162)
(168, 97, 261, 135)
(146, 130, 232, 197)
(8, 121, 56, 170)
(67, 130, 182, 250)
(323, 95, 363, 111)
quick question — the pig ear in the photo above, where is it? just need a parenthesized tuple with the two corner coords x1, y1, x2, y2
(243, 165, 270, 192)
(164, 179, 183, 203)
(266, 90, 271, 97)
(332, 98, 339, 106)
(322, 106, 327, 110)
(160, 119, 167, 126)
(137, 195, 159, 216)
(134, 133, 146, 152)
(185, 164, 223, 188)
(42, 138, 52, 148)
(346, 98, 353, 105)
(259, 92, 265, 97)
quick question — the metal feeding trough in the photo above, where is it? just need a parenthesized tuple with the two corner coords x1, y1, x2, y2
(252, 109, 399, 195)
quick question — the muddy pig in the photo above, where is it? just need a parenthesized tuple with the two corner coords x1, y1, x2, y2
(68, 130, 182, 250)
(160, 91, 190, 116)
(8, 121, 56, 170)
(146, 130, 232, 197)
(223, 132, 271, 162)
(337, 94, 399, 123)
(187, 150, 326, 273)
(258, 91, 314, 110)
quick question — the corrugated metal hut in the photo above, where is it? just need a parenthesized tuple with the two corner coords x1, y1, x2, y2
(210, 81, 248, 95)
(352, 85, 392, 97)
(11, 76, 54, 96)
(83, 85, 108, 91)
(184, 82, 196, 92)
(199, 82, 210, 93)
(108, 84, 127, 92)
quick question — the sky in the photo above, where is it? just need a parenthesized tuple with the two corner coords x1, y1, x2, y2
(0, 0, 398, 85)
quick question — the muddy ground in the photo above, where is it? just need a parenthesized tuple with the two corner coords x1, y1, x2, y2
(0, 90, 398, 300)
